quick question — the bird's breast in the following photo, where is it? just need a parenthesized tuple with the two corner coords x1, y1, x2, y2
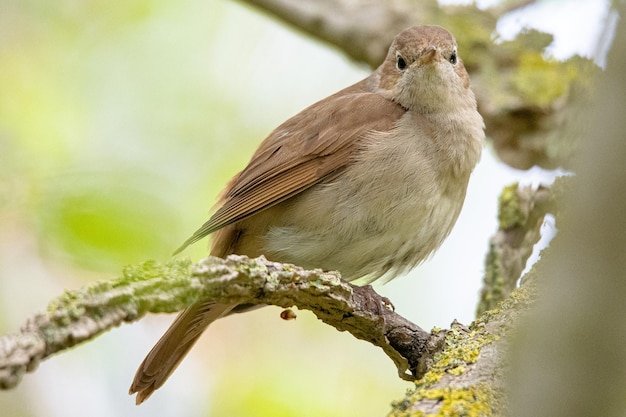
(260, 112, 479, 282)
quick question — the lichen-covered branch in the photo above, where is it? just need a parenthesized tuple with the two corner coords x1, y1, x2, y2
(477, 181, 555, 316)
(0, 255, 445, 390)
(0, 253, 543, 416)
(238, 0, 600, 170)
(389, 266, 538, 416)
(387, 179, 559, 415)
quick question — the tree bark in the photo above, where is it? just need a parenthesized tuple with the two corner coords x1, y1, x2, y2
(507, 3, 626, 416)
(1, 256, 444, 389)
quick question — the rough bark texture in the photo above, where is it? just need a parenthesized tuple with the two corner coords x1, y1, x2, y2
(389, 281, 538, 417)
(0, 256, 446, 389)
(0, 261, 531, 415)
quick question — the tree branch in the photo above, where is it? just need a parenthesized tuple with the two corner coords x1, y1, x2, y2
(239, 0, 439, 66)
(0, 255, 446, 390)
(388, 269, 538, 415)
(0, 250, 547, 415)
(477, 181, 555, 316)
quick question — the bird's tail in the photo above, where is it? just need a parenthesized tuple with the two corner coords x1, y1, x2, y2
(129, 302, 235, 404)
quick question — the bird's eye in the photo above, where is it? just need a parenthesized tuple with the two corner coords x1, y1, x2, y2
(396, 55, 407, 71)
(449, 51, 458, 65)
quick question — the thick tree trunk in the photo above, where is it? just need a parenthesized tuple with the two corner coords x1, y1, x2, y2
(507, 4, 626, 416)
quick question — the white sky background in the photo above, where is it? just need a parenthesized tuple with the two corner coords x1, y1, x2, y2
(14, 1, 615, 417)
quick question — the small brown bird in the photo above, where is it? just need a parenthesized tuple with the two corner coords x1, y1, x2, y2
(130, 25, 484, 404)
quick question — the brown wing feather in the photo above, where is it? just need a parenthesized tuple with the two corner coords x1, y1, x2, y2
(174, 79, 406, 254)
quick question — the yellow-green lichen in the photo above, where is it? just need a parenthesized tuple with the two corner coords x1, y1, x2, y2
(478, 275, 537, 336)
(447, 365, 466, 376)
(389, 322, 500, 416)
(46, 258, 196, 323)
(389, 250, 542, 415)
(497, 183, 523, 229)
(389, 385, 496, 417)
(514, 52, 579, 108)
(412, 324, 499, 390)
(120, 258, 192, 285)
(477, 242, 508, 316)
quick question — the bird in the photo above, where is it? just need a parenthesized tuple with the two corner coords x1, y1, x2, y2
(129, 25, 484, 404)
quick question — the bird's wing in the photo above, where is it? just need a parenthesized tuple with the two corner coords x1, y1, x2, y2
(174, 81, 405, 253)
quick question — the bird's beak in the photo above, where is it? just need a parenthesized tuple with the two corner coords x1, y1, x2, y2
(418, 45, 438, 66)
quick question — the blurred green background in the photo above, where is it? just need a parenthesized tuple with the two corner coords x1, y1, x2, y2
(0, 1, 413, 416)
(0, 0, 586, 416)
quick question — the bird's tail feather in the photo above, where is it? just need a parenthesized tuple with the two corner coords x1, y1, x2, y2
(129, 302, 235, 404)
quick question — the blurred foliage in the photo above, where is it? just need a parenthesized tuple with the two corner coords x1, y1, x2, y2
(0, 1, 407, 417)
(0, 0, 263, 273)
